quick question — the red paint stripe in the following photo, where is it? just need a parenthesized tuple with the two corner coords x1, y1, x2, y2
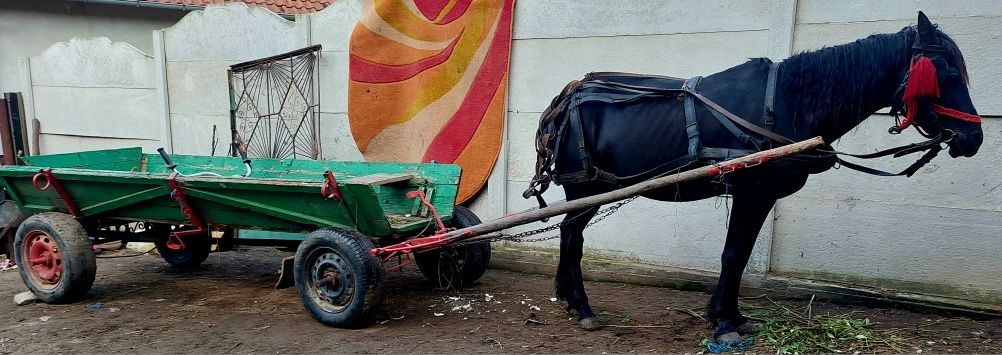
(349, 34, 462, 84)
(437, 0, 472, 24)
(421, 0, 513, 163)
(414, 0, 450, 21)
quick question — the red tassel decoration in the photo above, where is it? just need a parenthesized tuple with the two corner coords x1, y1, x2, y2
(898, 56, 940, 130)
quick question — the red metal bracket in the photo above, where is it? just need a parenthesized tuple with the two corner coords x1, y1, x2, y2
(369, 229, 478, 259)
(32, 168, 81, 217)
(321, 170, 343, 201)
(166, 172, 206, 250)
(406, 190, 447, 233)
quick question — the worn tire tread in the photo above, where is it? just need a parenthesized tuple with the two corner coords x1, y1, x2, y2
(415, 206, 492, 289)
(294, 227, 382, 328)
(13, 212, 95, 303)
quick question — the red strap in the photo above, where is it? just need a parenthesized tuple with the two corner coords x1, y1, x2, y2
(932, 104, 982, 123)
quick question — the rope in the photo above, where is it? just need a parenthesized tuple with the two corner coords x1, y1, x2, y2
(706, 336, 755, 353)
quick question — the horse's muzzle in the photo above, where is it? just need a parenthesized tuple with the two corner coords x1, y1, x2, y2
(948, 130, 982, 158)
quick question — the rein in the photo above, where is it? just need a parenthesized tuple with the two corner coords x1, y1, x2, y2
(825, 130, 953, 177)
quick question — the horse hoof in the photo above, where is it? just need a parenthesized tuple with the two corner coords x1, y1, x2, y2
(715, 331, 743, 344)
(735, 321, 759, 335)
(578, 317, 602, 331)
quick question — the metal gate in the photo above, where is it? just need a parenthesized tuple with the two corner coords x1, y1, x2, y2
(228, 45, 322, 160)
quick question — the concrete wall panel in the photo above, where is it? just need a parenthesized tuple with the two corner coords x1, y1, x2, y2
(168, 113, 230, 155)
(25, 37, 163, 154)
(317, 112, 364, 161)
(513, 0, 774, 39)
(36, 134, 159, 155)
(796, 0, 1002, 24)
(165, 60, 235, 117)
(31, 86, 161, 141)
(507, 30, 770, 114)
(0, 0, 183, 93)
(162, 2, 312, 154)
(163, 3, 305, 62)
(773, 195, 1002, 302)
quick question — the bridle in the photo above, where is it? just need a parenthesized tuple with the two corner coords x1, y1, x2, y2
(832, 40, 982, 177)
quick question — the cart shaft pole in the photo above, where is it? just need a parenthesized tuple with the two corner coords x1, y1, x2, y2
(371, 136, 826, 257)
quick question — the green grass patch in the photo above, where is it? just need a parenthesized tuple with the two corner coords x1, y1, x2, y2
(739, 296, 907, 354)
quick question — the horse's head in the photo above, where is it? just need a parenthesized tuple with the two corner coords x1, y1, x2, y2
(892, 11, 983, 158)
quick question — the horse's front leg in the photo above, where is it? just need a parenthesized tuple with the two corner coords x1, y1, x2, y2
(555, 206, 600, 330)
(707, 193, 777, 341)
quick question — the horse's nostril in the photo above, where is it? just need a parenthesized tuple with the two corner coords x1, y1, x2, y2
(973, 131, 984, 145)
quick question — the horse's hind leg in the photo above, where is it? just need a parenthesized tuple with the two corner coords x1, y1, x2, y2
(554, 199, 600, 330)
(707, 192, 777, 341)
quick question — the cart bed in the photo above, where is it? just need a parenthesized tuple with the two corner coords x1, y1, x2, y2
(0, 147, 461, 237)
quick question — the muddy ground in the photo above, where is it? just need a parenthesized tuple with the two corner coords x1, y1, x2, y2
(0, 246, 998, 353)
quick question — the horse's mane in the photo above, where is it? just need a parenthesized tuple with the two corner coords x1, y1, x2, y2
(775, 26, 968, 136)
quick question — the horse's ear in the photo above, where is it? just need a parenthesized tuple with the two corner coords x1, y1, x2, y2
(915, 11, 940, 47)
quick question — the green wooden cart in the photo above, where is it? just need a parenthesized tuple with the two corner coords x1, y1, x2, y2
(0, 147, 491, 327)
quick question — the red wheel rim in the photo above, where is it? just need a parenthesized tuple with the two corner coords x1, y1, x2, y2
(23, 230, 63, 289)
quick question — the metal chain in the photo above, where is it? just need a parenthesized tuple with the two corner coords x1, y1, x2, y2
(460, 196, 639, 245)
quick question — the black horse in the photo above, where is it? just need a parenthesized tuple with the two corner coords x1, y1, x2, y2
(523, 12, 983, 341)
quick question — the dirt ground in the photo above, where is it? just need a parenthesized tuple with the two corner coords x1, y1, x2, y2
(0, 246, 998, 354)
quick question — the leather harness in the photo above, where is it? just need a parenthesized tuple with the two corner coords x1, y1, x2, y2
(523, 60, 959, 204)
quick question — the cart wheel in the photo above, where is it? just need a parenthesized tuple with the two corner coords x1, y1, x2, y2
(155, 227, 211, 270)
(13, 212, 96, 303)
(294, 227, 382, 328)
(0, 201, 28, 261)
(415, 206, 491, 289)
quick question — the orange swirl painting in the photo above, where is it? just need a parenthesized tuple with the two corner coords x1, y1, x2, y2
(348, 0, 516, 203)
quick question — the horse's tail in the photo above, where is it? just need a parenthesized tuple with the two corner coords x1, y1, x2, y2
(522, 79, 582, 209)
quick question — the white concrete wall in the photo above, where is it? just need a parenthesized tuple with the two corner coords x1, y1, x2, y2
(308, 0, 365, 161)
(22, 38, 165, 154)
(161, 2, 309, 155)
(0, 0, 184, 94)
(771, 1, 1002, 303)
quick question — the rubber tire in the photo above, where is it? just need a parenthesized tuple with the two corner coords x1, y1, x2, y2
(415, 206, 492, 289)
(13, 212, 96, 303)
(0, 201, 28, 261)
(294, 227, 383, 328)
(155, 228, 211, 270)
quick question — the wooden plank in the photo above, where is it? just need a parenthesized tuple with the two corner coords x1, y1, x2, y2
(4, 93, 27, 158)
(343, 173, 414, 185)
(79, 186, 169, 216)
(0, 98, 14, 165)
(236, 230, 306, 241)
(22, 147, 142, 171)
(182, 188, 349, 229)
(144, 154, 463, 184)
(339, 183, 392, 236)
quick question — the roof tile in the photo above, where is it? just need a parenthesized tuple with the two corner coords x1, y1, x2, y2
(146, 0, 333, 15)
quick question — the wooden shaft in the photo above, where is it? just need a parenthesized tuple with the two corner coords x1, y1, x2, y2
(31, 119, 40, 156)
(444, 136, 825, 241)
